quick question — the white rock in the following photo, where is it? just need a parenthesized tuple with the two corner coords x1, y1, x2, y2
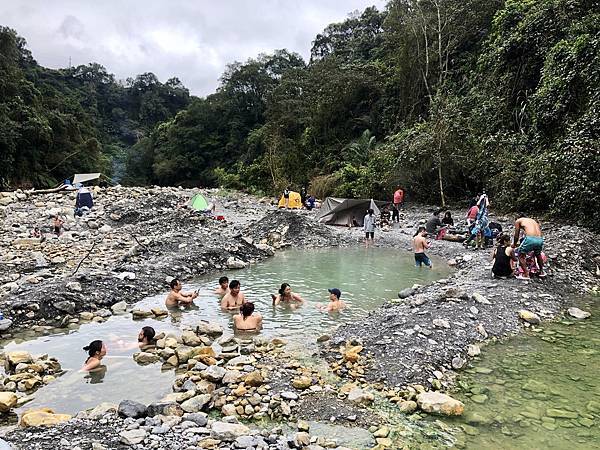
(210, 421, 250, 441)
(567, 307, 591, 320)
(472, 293, 491, 304)
(433, 318, 450, 329)
(120, 429, 147, 445)
(111, 301, 127, 314)
(467, 344, 481, 357)
(347, 387, 374, 405)
(226, 257, 247, 269)
(66, 281, 82, 292)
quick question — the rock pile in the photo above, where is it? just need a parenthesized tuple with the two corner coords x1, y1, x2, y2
(0, 351, 62, 414)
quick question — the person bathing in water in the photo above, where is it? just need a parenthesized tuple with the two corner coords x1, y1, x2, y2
(317, 288, 347, 312)
(413, 226, 432, 268)
(271, 283, 304, 305)
(221, 279, 246, 310)
(82, 340, 107, 371)
(513, 217, 546, 280)
(214, 276, 229, 296)
(233, 302, 263, 331)
(138, 326, 156, 349)
(165, 278, 198, 308)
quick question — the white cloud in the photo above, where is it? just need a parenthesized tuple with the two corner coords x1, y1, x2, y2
(0, 0, 386, 95)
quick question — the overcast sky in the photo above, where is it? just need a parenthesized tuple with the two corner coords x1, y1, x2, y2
(1, 0, 386, 96)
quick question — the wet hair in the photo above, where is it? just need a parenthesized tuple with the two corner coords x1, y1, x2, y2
(240, 302, 255, 319)
(83, 340, 103, 358)
(229, 279, 240, 290)
(218, 276, 229, 285)
(414, 226, 426, 237)
(141, 326, 155, 341)
(368, 208, 374, 215)
(279, 283, 290, 296)
(169, 278, 180, 289)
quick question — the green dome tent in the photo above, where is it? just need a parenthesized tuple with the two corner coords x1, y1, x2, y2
(188, 193, 209, 211)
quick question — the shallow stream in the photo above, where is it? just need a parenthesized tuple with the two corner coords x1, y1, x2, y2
(1, 248, 449, 416)
(446, 297, 600, 449)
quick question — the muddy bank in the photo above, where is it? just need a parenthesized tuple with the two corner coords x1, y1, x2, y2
(327, 206, 600, 388)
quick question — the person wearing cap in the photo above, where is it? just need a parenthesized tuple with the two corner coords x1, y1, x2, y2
(317, 288, 347, 312)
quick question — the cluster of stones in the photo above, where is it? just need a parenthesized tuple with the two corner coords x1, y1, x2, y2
(128, 322, 309, 421)
(0, 350, 62, 415)
(329, 342, 371, 381)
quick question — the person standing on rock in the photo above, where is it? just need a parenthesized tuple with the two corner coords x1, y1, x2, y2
(271, 283, 304, 305)
(363, 208, 376, 247)
(413, 226, 432, 268)
(512, 217, 546, 280)
(221, 279, 246, 310)
(165, 279, 198, 308)
(82, 340, 107, 371)
(233, 302, 263, 331)
(317, 288, 347, 312)
(214, 276, 229, 296)
(283, 187, 291, 209)
(392, 186, 404, 223)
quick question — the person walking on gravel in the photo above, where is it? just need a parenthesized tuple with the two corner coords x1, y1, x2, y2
(512, 217, 546, 280)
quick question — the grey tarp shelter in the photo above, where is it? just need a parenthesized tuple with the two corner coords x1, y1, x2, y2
(315, 198, 387, 226)
(73, 173, 102, 184)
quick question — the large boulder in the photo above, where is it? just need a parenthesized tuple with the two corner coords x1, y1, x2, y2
(0, 392, 18, 413)
(210, 421, 250, 441)
(6, 351, 33, 368)
(180, 394, 211, 413)
(20, 408, 72, 427)
(244, 371, 264, 387)
(133, 352, 160, 365)
(195, 322, 224, 337)
(416, 392, 464, 416)
(181, 331, 203, 347)
(118, 400, 147, 418)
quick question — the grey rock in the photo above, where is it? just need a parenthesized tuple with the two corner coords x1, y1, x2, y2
(201, 365, 227, 382)
(183, 413, 207, 427)
(567, 307, 591, 320)
(398, 288, 416, 299)
(210, 421, 250, 441)
(280, 391, 298, 401)
(118, 400, 147, 419)
(146, 402, 183, 417)
(119, 429, 146, 445)
(181, 394, 211, 413)
(53, 301, 76, 314)
(0, 319, 13, 331)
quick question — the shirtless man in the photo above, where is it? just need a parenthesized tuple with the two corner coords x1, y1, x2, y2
(220, 279, 246, 310)
(138, 326, 156, 349)
(413, 226, 432, 268)
(233, 302, 263, 331)
(214, 276, 229, 296)
(512, 217, 546, 279)
(165, 279, 198, 308)
(317, 288, 347, 312)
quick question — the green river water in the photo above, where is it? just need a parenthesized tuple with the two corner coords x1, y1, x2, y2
(1, 248, 449, 416)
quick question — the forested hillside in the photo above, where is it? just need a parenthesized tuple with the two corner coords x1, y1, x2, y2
(0, 26, 190, 187)
(1, 0, 599, 225)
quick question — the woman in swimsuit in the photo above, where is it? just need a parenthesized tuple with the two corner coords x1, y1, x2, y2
(82, 340, 107, 371)
(233, 302, 262, 331)
(271, 283, 304, 305)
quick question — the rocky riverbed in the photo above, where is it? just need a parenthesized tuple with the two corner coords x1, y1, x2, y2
(0, 187, 598, 449)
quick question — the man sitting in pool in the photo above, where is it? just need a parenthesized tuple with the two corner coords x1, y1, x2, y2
(317, 288, 347, 312)
(214, 276, 229, 296)
(165, 278, 198, 308)
(221, 279, 246, 310)
(138, 326, 156, 349)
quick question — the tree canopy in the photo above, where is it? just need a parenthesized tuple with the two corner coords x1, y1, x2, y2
(1, 0, 598, 226)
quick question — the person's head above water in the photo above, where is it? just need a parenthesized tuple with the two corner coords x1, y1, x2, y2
(328, 288, 341, 301)
(240, 302, 255, 318)
(170, 278, 181, 291)
(218, 276, 229, 289)
(138, 326, 156, 343)
(229, 279, 241, 295)
(279, 283, 291, 297)
(83, 340, 106, 359)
